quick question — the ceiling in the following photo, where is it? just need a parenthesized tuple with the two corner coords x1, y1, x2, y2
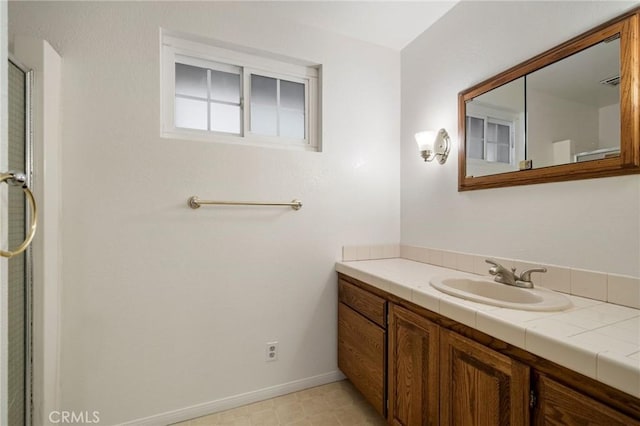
(244, 1, 459, 50)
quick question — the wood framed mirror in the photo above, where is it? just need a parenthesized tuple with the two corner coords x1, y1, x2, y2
(458, 7, 639, 191)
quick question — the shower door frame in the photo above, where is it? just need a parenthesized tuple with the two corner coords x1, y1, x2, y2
(8, 53, 35, 426)
(10, 36, 64, 426)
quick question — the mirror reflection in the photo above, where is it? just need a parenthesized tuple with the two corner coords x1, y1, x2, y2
(466, 78, 525, 177)
(465, 37, 620, 178)
(527, 37, 620, 168)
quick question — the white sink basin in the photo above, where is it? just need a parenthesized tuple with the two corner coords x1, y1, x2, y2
(429, 276, 572, 311)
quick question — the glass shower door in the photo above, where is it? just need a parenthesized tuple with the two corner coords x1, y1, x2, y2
(6, 57, 33, 426)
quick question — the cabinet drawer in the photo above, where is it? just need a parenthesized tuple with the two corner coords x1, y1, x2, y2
(339, 279, 386, 327)
(534, 373, 640, 425)
(338, 302, 386, 417)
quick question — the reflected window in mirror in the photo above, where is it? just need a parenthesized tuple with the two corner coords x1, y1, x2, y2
(465, 77, 525, 178)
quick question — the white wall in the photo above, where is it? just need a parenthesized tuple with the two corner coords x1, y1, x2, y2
(528, 89, 599, 167)
(9, 2, 400, 424)
(401, 1, 640, 277)
(599, 103, 621, 149)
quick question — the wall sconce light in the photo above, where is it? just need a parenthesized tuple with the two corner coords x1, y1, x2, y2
(415, 129, 451, 164)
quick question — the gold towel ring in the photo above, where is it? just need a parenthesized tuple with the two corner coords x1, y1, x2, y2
(0, 172, 37, 259)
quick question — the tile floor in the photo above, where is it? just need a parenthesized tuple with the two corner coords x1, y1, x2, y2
(173, 380, 386, 426)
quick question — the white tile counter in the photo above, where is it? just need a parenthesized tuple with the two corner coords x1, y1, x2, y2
(336, 258, 640, 398)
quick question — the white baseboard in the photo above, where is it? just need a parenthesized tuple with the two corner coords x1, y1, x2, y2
(117, 370, 346, 426)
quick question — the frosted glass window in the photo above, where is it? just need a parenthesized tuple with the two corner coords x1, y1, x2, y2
(467, 116, 512, 164)
(175, 61, 241, 134)
(280, 110, 305, 139)
(280, 81, 305, 139)
(498, 144, 510, 163)
(250, 74, 306, 139)
(486, 144, 498, 162)
(281, 81, 304, 110)
(163, 34, 319, 149)
(211, 70, 240, 104)
(211, 103, 241, 134)
(485, 143, 510, 163)
(251, 75, 277, 106)
(466, 116, 485, 160)
(487, 123, 498, 143)
(497, 124, 509, 142)
(251, 104, 278, 136)
(251, 75, 278, 136)
(175, 63, 207, 98)
(486, 122, 511, 164)
(175, 98, 207, 130)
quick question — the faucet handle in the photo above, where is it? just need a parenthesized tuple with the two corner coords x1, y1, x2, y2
(485, 259, 503, 276)
(485, 259, 498, 274)
(519, 267, 547, 282)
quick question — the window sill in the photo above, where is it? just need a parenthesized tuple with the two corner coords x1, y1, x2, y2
(160, 129, 321, 152)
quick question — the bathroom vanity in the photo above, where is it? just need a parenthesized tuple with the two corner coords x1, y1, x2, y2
(336, 259, 640, 425)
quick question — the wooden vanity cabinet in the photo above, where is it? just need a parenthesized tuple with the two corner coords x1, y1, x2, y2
(388, 303, 529, 426)
(337, 278, 387, 417)
(440, 329, 530, 426)
(388, 304, 439, 426)
(337, 274, 640, 425)
(532, 373, 640, 426)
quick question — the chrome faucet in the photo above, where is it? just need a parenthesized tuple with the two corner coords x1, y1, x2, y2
(485, 259, 547, 289)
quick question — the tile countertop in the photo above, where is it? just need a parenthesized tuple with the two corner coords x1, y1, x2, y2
(335, 258, 640, 399)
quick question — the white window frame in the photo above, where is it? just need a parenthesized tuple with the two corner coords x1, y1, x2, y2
(245, 68, 310, 145)
(174, 55, 243, 135)
(466, 102, 519, 166)
(484, 116, 514, 164)
(161, 31, 321, 151)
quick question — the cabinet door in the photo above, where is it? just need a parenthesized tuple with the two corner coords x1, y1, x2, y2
(338, 302, 386, 417)
(388, 304, 439, 426)
(533, 373, 640, 425)
(440, 329, 530, 426)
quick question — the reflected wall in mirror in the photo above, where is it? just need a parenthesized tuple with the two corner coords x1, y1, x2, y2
(458, 7, 639, 191)
(527, 37, 620, 169)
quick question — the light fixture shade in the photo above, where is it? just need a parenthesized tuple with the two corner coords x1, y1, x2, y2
(415, 130, 437, 152)
(414, 128, 450, 164)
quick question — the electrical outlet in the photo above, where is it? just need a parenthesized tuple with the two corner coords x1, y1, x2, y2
(266, 341, 278, 362)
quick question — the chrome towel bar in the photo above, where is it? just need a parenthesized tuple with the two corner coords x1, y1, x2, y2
(188, 196, 302, 211)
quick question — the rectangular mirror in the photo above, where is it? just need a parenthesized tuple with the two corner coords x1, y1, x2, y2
(459, 8, 639, 191)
